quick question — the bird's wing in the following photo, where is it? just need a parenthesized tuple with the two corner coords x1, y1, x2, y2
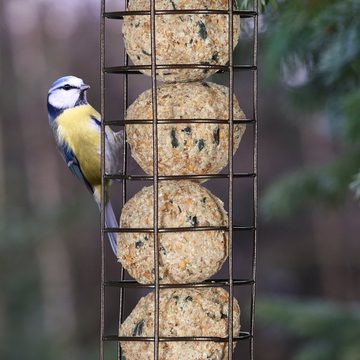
(59, 141, 94, 194)
(106, 128, 123, 175)
(90, 112, 123, 175)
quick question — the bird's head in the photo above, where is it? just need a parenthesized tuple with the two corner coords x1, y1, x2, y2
(47, 76, 90, 115)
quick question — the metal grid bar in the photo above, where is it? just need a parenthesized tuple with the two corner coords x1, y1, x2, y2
(104, 119, 255, 125)
(104, 64, 257, 73)
(100, 2, 106, 360)
(117, 0, 130, 358)
(104, 279, 255, 289)
(105, 10, 257, 17)
(250, 0, 259, 358)
(227, 0, 235, 358)
(105, 333, 252, 342)
(104, 333, 252, 342)
(149, 0, 160, 358)
(104, 173, 256, 181)
(100, 1, 258, 359)
(104, 225, 254, 233)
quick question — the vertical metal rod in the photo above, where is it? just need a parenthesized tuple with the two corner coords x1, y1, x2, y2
(118, 1, 130, 358)
(227, 1, 234, 359)
(100, 0, 106, 359)
(250, 0, 259, 359)
(149, 1, 160, 359)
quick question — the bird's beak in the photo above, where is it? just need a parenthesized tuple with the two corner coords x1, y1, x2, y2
(80, 84, 90, 91)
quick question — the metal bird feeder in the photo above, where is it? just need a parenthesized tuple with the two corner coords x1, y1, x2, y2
(100, 0, 258, 359)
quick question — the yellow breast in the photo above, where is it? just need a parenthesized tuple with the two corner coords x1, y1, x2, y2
(56, 105, 102, 186)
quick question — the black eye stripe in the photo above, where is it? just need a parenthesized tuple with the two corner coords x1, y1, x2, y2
(62, 84, 77, 91)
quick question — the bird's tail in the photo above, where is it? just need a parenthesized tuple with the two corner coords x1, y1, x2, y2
(93, 186, 118, 256)
(104, 200, 118, 256)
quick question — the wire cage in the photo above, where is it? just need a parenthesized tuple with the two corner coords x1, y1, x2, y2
(100, 0, 258, 359)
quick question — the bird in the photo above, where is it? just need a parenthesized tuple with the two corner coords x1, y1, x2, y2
(47, 75, 123, 256)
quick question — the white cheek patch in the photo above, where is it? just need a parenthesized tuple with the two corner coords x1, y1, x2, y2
(49, 89, 79, 109)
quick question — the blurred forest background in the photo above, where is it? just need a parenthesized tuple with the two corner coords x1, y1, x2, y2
(0, 0, 359, 359)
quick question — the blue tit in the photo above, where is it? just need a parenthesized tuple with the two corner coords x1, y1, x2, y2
(47, 75, 122, 255)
